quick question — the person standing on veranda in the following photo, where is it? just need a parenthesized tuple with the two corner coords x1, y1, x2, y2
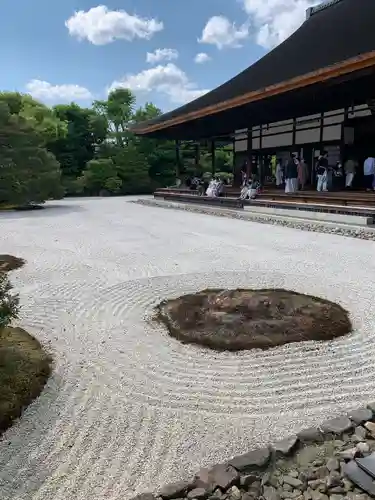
(363, 156, 375, 191)
(344, 157, 357, 188)
(285, 153, 299, 194)
(316, 151, 329, 192)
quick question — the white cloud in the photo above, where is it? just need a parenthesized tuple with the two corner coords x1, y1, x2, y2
(65, 5, 163, 45)
(199, 15, 249, 49)
(146, 48, 179, 64)
(242, 0, 320, 49)
(25, 80, 92, 102)
(110, 63, 210, 105)
(194, 52, 211, 64)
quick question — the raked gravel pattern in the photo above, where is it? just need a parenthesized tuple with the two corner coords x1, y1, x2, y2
(0, 196, 374, 500)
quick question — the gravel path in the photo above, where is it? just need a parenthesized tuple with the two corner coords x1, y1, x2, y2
(0, 197, 374, 500)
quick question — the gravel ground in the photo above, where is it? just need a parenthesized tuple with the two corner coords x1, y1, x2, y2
(0, 196, 374, 500)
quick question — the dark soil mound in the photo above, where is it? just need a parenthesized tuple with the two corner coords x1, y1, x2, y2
(0, 255, 25, 272)
(156, 288, 351, 351)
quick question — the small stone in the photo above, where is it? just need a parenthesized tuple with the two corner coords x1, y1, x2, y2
(356, 442, 370, 454)
(326, 459, 339, 472)
(303, 492, 312, 500)
(209, 489, 223, 500)
(338, 448, 357, 460)
(367, 402, 375, 414)
(228, 485, 241, 500)
(326, 473, 342, 489)
(310, 491, 328, 500)
(263, 486, 281, 500)
(187, 488, 207, 500)
(289, 471, 299, 478)
(342, 478, 353, 491)
(131, 495, 157, 500)
(195, 465, 239, 491)
(229, 447, 270, 471)
(328, 486, 346, 494)
(329, 495, 344, 500)
(313, 461, 325, 467)
(348, 408, 373, 425)
(355, 426, 367, 439)
(320, 417, 352, 435)
(284, 476, 303, 488)
(314, 467, 329, 479)
(364, 421, 375, 437)
(298, 428, 324, 443)
(160, 481, 190, 499)
(284, 484, 293, 492)
(273, 436, 299, 455)
(240, 474, 259, 488)
(308, 480, 324, 490)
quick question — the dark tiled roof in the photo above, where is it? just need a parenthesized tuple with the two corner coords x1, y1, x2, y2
(135, 0, 375, 132)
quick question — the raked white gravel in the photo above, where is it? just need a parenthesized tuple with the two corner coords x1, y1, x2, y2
(0, 196, 374, 500)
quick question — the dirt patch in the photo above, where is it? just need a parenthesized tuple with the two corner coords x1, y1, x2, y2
(0, 326, 52, 434)
(155, 288, 352, 351)
(0, 255, 25, 272)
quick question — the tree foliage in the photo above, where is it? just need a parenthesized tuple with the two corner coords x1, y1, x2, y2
(0, 87, 232, 204)
(0, 95, 64, 206)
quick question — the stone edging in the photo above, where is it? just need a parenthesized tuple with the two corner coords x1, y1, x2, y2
(132, 199, 375, 241)
(131, 404, 375, 500)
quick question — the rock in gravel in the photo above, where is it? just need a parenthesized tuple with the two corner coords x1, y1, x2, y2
(229, 447, 270, 471)
(297, 428, 324, 443)
(187, 488, 207, 499)
(326, 458, 339, 472)
(367, 402, 375, 414)
(273, 435, 298, 455)
(348, 408, 373, 425)
(240, 474, 259, 488)
(227, 485, 241, 500)
(338, 448, 357, 460)
(159, 481, 191, 499)
(356, 442, 370, 454)
(310, 491, 328, 500)
(329, 494, 344, 500)
(263, 486, 280, 500)
(194, 465, 239, 491)
(132, 494, 157, 500)
(353, 426, 367, 441)
(283, 476, 303, 488)
(326, 472, 342, 489)
(364, 421, 375, 437)
(320, 417, 352, 435)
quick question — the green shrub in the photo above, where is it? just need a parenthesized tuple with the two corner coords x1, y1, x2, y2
(0, 273, 19, 329)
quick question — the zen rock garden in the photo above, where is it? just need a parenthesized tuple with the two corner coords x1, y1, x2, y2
(132, 405, 375, 500)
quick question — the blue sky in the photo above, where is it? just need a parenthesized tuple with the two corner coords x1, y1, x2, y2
(0, 0, 319, 112)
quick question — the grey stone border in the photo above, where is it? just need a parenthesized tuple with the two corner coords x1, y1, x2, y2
(131, 404, 375, 500)
(132, 199, 375, 241)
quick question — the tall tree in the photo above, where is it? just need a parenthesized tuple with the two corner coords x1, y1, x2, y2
(93, 88, 135, 147)
(50, 103, 107, 184)
(0, 100, 63, 206)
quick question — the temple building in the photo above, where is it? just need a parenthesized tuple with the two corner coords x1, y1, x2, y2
(132, 0, 375, 190)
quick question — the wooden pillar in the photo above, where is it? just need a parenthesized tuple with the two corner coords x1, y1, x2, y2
(246, 127, 252, 180)
(319, 112, 324, 153)
(211, 140, 216, 176)
(175, 140, 181, 179)
(292, 118, 297, 150)
(259, 125, 263, 184)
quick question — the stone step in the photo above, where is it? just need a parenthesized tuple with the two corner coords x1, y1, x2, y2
(244, 205, 374, 226)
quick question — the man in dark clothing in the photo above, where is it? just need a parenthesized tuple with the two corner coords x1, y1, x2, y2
(285, 153, 298, 193)
(316, 152, 329, 192)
